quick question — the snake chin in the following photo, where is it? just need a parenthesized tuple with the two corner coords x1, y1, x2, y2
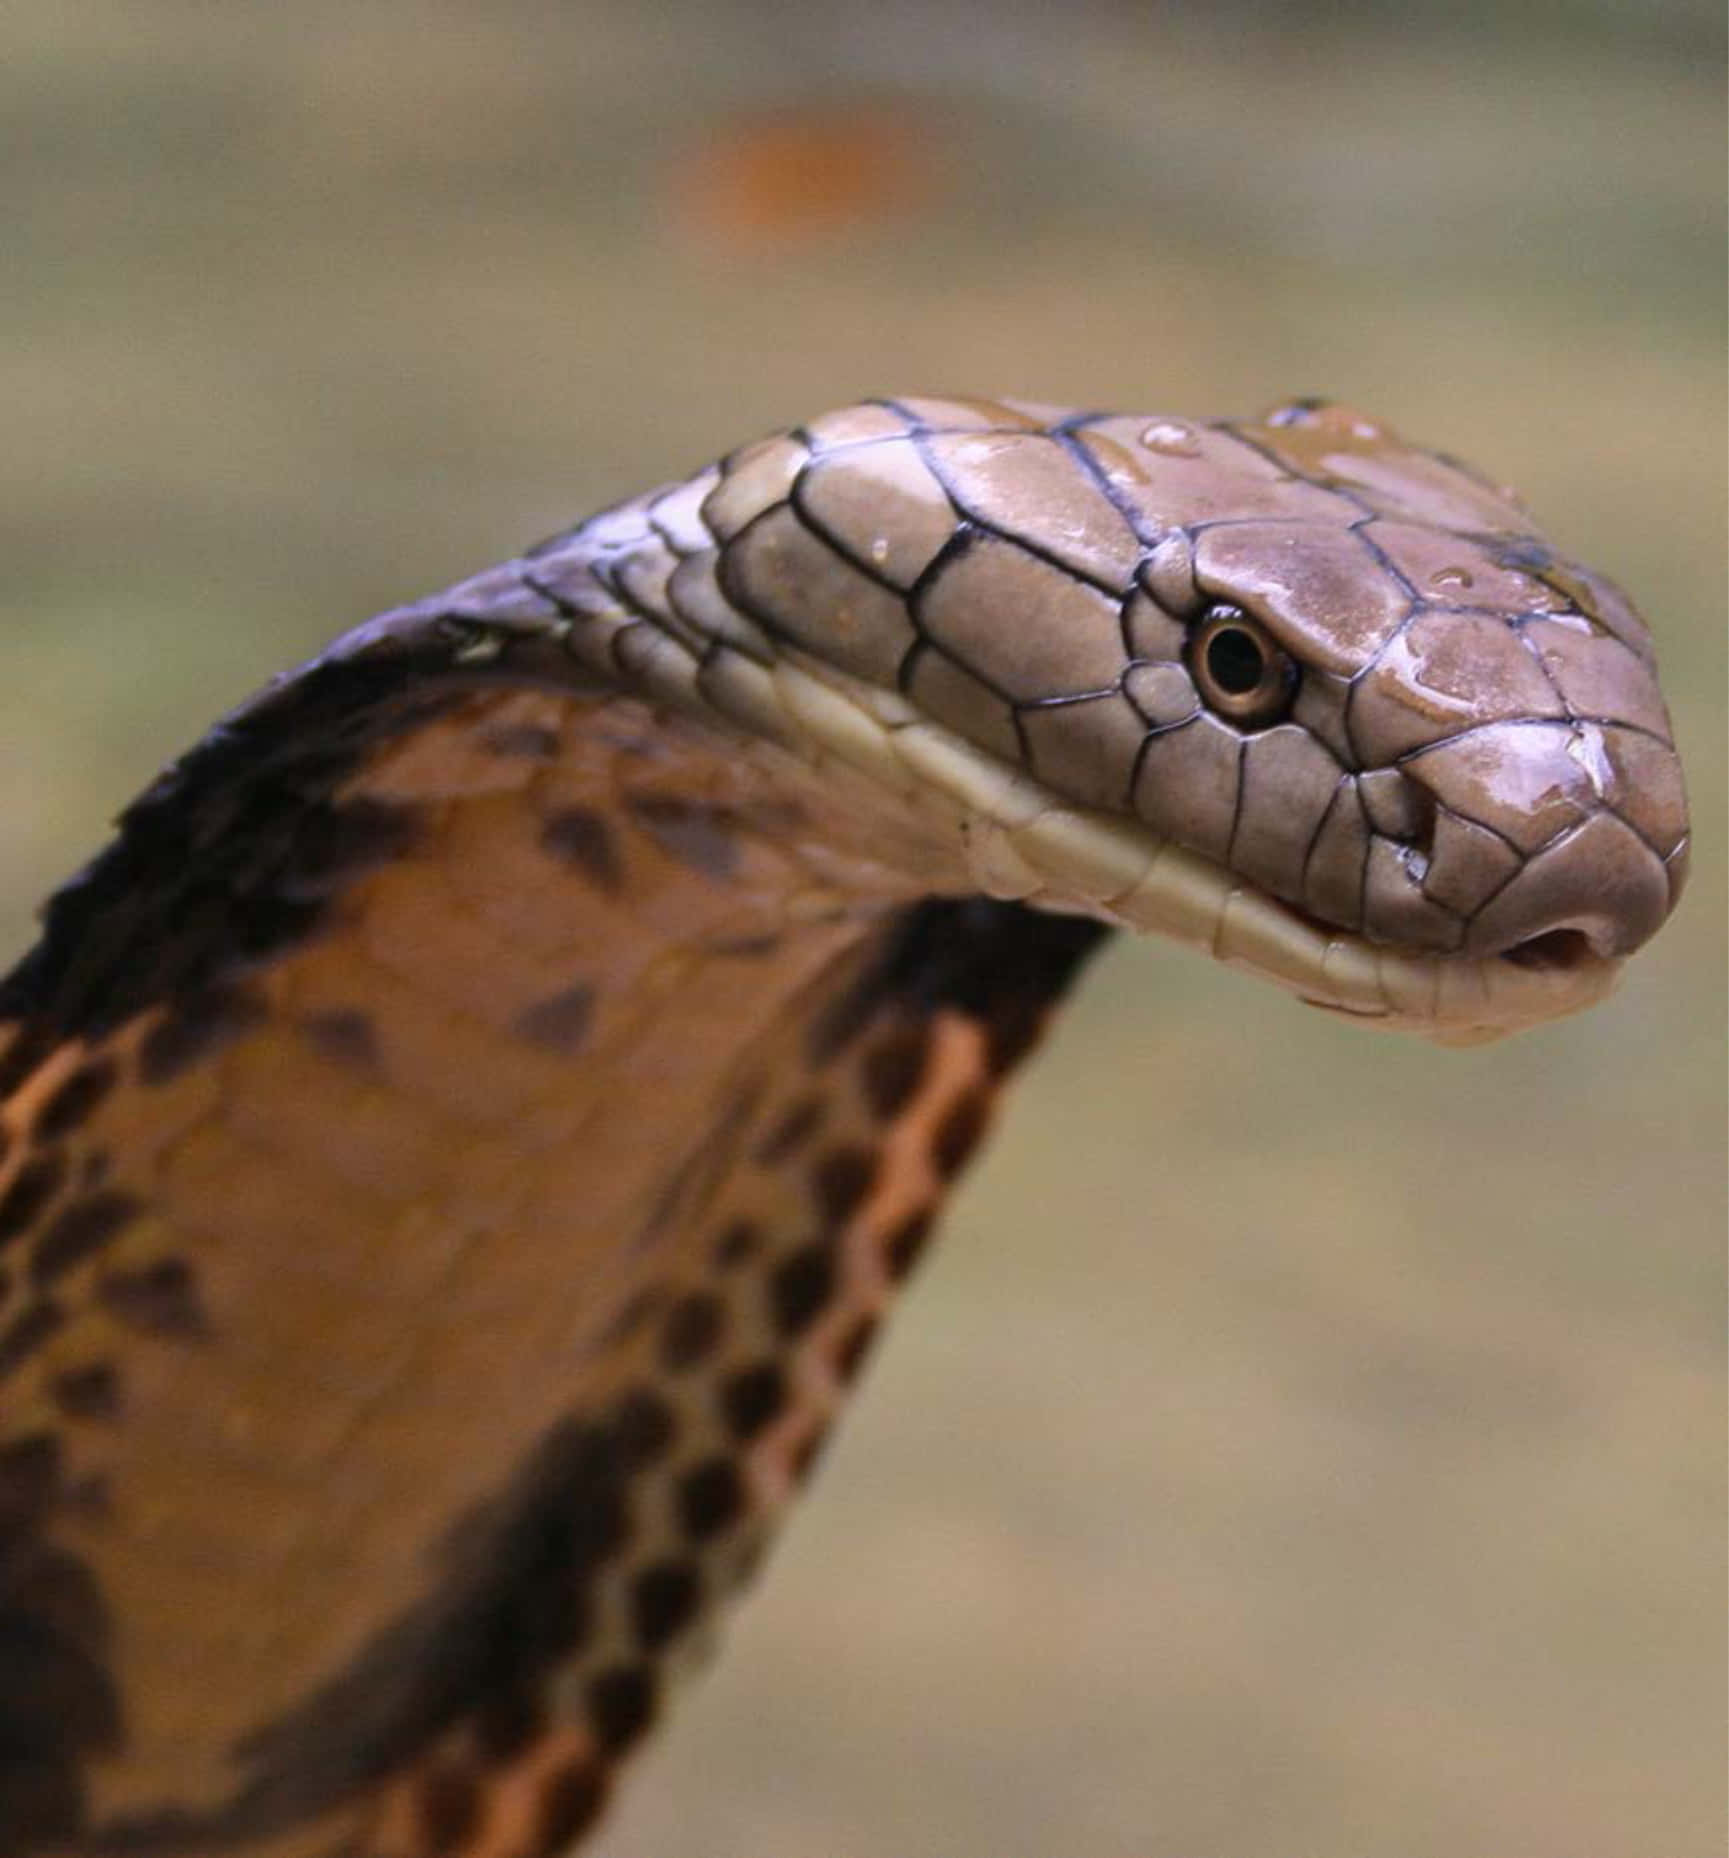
(1282, 918, 1624, 1049)
(1094, 862, 1625, 1048)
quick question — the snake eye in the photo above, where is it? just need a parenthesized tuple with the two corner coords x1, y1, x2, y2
(1189, 605, 1297, 728)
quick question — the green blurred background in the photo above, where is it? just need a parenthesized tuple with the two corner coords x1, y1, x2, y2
(3, 4, 1723, 1852)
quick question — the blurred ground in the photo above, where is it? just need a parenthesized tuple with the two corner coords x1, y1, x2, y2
(2, 3, 1723, 1853)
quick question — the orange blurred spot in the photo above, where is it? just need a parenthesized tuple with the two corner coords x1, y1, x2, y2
(671, 103, 940, 251)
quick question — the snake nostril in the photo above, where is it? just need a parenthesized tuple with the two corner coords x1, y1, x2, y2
(1399, 785, 1438, 882)
(1359, 772, 1438, 867)
(1501, 927, 1598, 972)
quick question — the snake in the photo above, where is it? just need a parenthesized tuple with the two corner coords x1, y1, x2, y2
(0, 395, 1689, 1856)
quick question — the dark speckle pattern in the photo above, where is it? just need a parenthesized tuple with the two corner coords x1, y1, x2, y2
(0, 1154, 67, 1249)
(860, 1026, 929, 1120)
(712, 1219, 761, 1270)
(0, 1433, 60, 1525)
(719, 1361, 786, 1441)
(768, 1244, 835, 1338)
(539, 808, 623, 893)
(624, 796, 738, 882)
(598, 1286, 665, 1350)
(95, 1257, 208, 1339)
(35, 1060, 118, 1141)
(515, 983, 596, 1054)
(136, 985, 266, 1088)
(290, 799, 425, 891)
(54, 1472, 112, 1525)
(585, 1666, 657, 1753)
(479, 723, 561, 761)
(0, 1431, 119, 1851)
(675, 1458, 744, 1543)
(657, 1292, 724, 1372)
(628, 1560, 703, 1652)
(812, 1146, 877, 1224)
(754, 1095, 825, 1165)
(297, 1009, 381, 1069)
(609, 1388, 678, 1469)
(29, 1191, 144, 1290)
(48, 1362, 120, 1423)
(0, 1301, 67, 1375)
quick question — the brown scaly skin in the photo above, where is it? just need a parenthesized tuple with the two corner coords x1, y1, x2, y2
(0, 398, 1688, 1855)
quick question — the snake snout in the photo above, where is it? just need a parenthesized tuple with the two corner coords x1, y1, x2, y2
(1395, 719, 1688, 965)
(1462, 810, 1678, 963)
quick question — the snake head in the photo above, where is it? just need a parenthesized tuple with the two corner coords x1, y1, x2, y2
(547, 394, 1692, 1041)
(1118, 400, 1689, 973)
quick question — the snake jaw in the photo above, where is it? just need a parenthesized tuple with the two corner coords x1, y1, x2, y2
(738, 648, 1628, 1045)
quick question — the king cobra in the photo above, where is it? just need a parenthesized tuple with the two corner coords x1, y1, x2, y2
(0, 396, 1690, 1855)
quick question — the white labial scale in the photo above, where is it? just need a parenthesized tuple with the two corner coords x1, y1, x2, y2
(695, 648, 802, 754)
(963, 822, 1048, 903)
(886, 723, 1051, 830)
(1007, 808, 1160, 907)
(1214, 886, 1336, 995)
(768, 660, 921, 798)
(1318, 936, 1390, 1018)
(611, 621, 705, 713)
(1375, 947, 1444, 1022)
(1119, 840, 1235, 950)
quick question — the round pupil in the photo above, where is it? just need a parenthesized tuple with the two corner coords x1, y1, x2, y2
(1205, 625, 1266, 695)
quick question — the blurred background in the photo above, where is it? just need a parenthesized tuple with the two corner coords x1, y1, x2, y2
(3, 3, 1723, 1852)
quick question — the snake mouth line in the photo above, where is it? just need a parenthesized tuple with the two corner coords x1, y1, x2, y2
(748, 653, 1624, 1046)
(1497, 926, 1601, 973)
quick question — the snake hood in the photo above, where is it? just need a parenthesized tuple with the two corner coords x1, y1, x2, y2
(410, 394, 1688, 1042)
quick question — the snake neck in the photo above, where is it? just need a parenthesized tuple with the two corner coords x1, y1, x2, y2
(0, 643, 1106, 1857)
